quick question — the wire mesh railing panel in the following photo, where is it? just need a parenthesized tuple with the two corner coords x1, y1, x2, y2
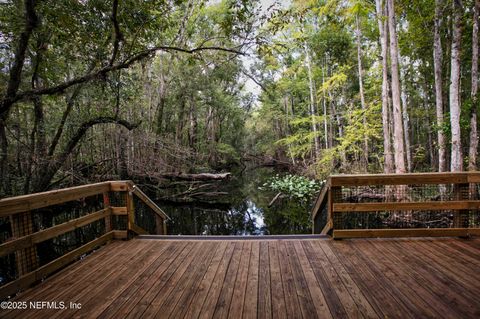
(133, 195, 160, 235)
(335, 184, 477, 203)
(0, 194, 108, 289)
(333, 210, 479, 230)
(36, 218, 106, 267)
(313, 204, 328, 234)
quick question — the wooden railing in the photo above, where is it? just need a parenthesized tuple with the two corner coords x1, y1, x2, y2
(0, 181, 168, 299)
(312, 172, 480, 239)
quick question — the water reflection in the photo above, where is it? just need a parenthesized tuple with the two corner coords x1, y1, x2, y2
(162, 168, 313, 235)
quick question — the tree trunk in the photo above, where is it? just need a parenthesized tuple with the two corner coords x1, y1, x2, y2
(356, 15, 369, 170)
(304, 43, 321, 159)
(376, 0, 394, 174)
(322, 58, 328, 149)
(387, 0, 406, 174)
(469, 0, 479, 171)
(434, 0, 447, 173)
(398, 51, 412, 172)
(188, 94, 197, 151)
(449, 0, 463, 171)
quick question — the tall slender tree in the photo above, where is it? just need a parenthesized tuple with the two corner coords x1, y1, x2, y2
(376, 0, 394, 173)
(387, 0, 406, 174)
(434, 0, 447, 172)
(469, 0, 479, 171)
(449, 0, 464, 171)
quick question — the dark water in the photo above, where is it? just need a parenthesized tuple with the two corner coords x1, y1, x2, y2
(161, 168, 313, 235)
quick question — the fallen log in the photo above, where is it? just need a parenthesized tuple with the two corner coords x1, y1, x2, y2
(159, 172, 231, 181)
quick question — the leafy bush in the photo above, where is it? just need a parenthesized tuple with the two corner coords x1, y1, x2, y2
(261, 174, 322, 200)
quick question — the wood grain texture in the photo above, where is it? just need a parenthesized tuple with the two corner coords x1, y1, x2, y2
(3, 237, 480, 319)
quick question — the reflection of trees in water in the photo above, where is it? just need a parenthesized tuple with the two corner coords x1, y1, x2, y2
(166, 203, 258, 235)
(164, 197, 312, 235)
(262, 200, 312, 235)
(162, 167, 314, 235)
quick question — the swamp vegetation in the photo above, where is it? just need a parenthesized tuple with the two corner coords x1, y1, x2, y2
(0, 0, 479, 234)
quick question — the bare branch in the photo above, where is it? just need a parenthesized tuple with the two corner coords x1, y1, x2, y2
(9, 44, 246, 107)
(0, 0, 39, 119)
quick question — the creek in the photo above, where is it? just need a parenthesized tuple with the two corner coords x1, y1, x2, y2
(159, 167, 314, 235)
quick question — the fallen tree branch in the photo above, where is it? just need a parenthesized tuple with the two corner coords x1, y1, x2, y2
(160, 172, 231, 181)
(268, 192, 283, 207)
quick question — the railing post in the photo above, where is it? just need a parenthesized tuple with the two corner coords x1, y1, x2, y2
(10, 212, 39, 276)
(126, 190, 135, 236)
(103, 192, 112, 232)
(154, 215, 165, 235)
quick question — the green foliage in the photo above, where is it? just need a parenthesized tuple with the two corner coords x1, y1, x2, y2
(262, 174, 322, 200)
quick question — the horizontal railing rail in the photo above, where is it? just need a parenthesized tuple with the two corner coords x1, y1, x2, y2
(312, 172, 480, 239)
(0, 181, 169, 299)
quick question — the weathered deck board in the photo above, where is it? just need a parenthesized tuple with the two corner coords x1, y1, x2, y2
(2, 237, 480, 319)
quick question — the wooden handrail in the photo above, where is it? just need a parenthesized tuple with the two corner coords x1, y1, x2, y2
(312, 172, 480, 238)
(128, 183, 170, 220)
(333, 201, 480, 212)
(0, 180, 169, 299)
(0, 182, 111, 216)
(0, 208, 111, 257)
(329, 171, 480, 186)
(311, 180, 330, 221)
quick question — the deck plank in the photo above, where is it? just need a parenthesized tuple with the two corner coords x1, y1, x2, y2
(181, 242, 229, 319)
(213, 242, 244, 319)
(316, 241, 378, 319)
(168, 242, 223, 319)
(284, 241, 318, 319)
(331, 240, 416, 318)
(292, 241, 333, 319)
(242, 241, 260, 319)
(267, 241, 287, 319)
(3, 237, 480, 319)
(276, 240, 302, 318)
(139, 241, 208, 318)
(302, 240, 351, 318)
(257, 241, 272, 319)
(154, 242, 218, 318)
(98, 241, 185, 319)
(197, 242, 236, 319)
(228, 242, 252, 319)
(364, 239, 464, 319)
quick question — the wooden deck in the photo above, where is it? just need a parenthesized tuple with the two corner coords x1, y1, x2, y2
(2, 237, 480, 319)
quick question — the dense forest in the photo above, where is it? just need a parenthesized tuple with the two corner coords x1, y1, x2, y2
(0, 0, 478, 199)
